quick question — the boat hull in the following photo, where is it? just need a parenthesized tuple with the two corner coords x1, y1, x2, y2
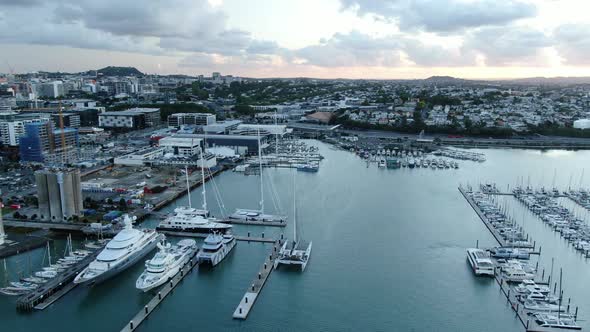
(75, 234, 163, 286)
(197, 239, 236, 267)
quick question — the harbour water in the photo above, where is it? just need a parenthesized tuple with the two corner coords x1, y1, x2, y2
(3, 142, 590, 331)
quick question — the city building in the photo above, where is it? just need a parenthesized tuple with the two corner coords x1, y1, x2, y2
(36, 81, 65, 98)
(159, 135, 203, 157)
(192, 133, 269, 156)
(19, 122, 79, 163)
(51, 113, 81, 128)
(167, 113, 216, 128)
(99, 108, 160, 131)
(203, 120, 242, 134)
(235, 124, 289, 136)
(35, 168, 83, 222)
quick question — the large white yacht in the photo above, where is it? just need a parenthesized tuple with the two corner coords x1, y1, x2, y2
(74, 215, 163, 285)
(156, 208, 232, 234)
(136, 239, 197, 292)
(196, 233, 236, 266)
(466, 248, 494, 276)
(157, 164, 233, 234)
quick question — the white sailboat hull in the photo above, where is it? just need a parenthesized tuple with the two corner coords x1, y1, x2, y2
(274, 241, 312, 271)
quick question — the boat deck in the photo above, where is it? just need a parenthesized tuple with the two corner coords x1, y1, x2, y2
(120, 252, 199, 332)
(233, 239, 283, 320)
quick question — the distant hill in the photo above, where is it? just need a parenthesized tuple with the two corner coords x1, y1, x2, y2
(498, 77, 590, 85)
(423, 76, 470, 84)
(96, 66, 143, 77)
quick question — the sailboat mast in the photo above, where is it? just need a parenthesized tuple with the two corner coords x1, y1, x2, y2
(47, 242, 51, 266)
(258, 129, 264, 213)
(293, 170, 297, 246)
(185, 166, 192, 209)
(200, 147, 207, 211)
(274, 110, 279, 155)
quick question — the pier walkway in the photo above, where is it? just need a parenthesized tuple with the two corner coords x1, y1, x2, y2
(221, 219, 287, 227)
(459, 187, 508, 247)
(158, 230, 278, 243)
(233, 239, 284, 319)
(16, 245, 103, 311)
(120, 254, 199, 332)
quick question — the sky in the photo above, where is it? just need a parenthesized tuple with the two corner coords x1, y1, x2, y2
(1, 0, 590, 79)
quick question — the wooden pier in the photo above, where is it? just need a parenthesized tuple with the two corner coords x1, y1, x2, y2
(16, 246, 104, 311)
(120, 253, 199, 332)
(233, 239, 283, 320)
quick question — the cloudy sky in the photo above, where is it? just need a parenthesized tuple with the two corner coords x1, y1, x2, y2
(1, 0, 589, 79)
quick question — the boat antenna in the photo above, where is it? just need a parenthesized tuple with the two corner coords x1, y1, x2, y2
(185, 165, 192, 209)
(258, 129, 264, 213)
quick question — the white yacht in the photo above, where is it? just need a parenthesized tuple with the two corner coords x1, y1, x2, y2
(74, 215, 163, 285)
(136, 239, 197, 292)
(196, 233, 236, 266)
(275, 170, 312, 271)
(502, 266, 536, 282)
(157, 164, 232, 234)
(157, 207, 232, 234)
(466, 248, 494, 276)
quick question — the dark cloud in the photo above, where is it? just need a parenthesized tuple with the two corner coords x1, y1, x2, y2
(341, 0, 537, 33)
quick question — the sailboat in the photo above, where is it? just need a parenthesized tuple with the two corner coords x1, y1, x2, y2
(230, 130, 287, 223)
(157, 158, 232, 234)
(274, 171, 312, 271)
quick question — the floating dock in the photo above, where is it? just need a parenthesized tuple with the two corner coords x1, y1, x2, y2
(0, 233, 49, 259)
(233, 239, 283, 320)
(16, 246, 103, 311)
(221, 219, 287, 227)
(158, 230, 278, 243)
(120, 253, 199, 332)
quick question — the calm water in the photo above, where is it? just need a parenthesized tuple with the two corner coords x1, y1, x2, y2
(3, 142, 590, 331)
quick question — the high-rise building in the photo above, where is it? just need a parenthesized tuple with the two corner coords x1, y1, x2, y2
(19, 121, 79, 163)
(35, 168, 83, 222)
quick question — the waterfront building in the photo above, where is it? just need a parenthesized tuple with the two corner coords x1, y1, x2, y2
(35, 168, 83, 222)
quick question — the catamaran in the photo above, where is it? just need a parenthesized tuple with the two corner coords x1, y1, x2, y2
(274, 171, 312, 271)
(230, 130, 287, 223)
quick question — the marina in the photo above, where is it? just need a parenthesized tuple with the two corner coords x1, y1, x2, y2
(4, 143, 590, 332)
(460, 185, 583, 331)
(15, 243, 104, 311)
